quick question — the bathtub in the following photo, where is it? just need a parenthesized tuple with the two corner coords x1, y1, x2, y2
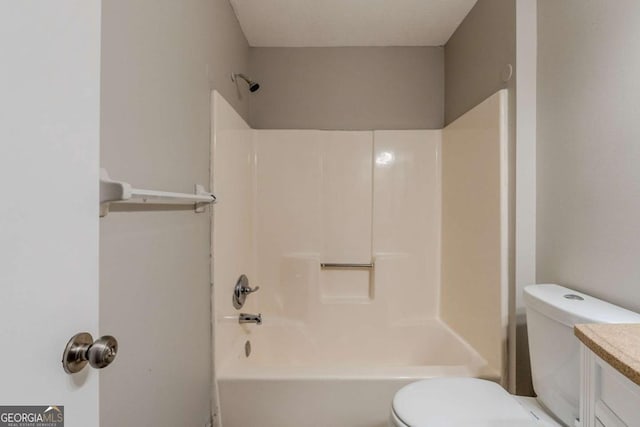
(216, 317, 495, 427)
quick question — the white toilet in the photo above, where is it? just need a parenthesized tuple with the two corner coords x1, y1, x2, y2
(389, 284, 640, 426)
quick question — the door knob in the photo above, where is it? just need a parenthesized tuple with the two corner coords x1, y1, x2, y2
(62, 332, 118, 374)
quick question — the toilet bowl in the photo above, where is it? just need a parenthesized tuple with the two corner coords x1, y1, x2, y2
(389, 284, 640, 427)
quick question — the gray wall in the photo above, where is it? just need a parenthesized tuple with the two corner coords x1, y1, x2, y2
(444, 0, 516, 125)
(249, 47, 444, 130)
(100, 0, 249, 426)
(537, 0, 640, 313)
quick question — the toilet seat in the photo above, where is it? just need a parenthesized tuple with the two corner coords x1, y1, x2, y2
(391, 378, 552, 426)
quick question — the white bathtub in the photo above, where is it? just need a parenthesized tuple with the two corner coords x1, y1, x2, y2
(217, 318, 495, 427)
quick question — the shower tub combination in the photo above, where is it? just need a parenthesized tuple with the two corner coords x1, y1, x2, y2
(211, 90, 508, 426)
(217, 320, 491, 426)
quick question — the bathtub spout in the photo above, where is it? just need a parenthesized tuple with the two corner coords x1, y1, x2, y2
(239, 313, 262, 325)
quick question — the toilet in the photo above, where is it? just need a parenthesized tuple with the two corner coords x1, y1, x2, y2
(389, 284, 640, 426)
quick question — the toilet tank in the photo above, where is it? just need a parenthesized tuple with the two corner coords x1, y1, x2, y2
(524, 284, 640, 427)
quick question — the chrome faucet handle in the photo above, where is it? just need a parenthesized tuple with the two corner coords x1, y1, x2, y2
(233, 275, 260, 309)
(242, 285, 260, 295)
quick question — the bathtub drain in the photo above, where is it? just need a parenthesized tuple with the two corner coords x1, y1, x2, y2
(245, 340, 251, 358)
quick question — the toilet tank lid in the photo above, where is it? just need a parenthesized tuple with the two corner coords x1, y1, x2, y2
(524, 284, 640, 327)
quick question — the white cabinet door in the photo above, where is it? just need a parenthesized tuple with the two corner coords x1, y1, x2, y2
(581, 344, 640, 427)
(0, 2, 102, 426)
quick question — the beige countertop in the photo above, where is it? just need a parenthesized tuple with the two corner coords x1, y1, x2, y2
(574, 323, 640, 386)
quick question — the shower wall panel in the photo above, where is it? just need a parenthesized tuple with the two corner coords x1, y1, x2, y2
(254, 131, 375, 308)
(320, 133, 373, 302)
(373, 131, 442, 320)
(253, 130, 323, 315)
(211, 92, 256, 369)
(441, 89, 509, 377)
(253, 129, 442, 326)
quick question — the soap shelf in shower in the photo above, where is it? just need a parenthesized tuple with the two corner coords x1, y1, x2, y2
(99, 168, 216, 217)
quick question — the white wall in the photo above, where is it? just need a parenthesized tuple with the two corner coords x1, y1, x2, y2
(441, 90, 509, 378)
(99, 1, 250, 426)
(537, 0, 640, 314)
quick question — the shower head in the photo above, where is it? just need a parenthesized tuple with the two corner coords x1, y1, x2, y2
(248, 81, 260, 92)
(231, 73, 260, 93)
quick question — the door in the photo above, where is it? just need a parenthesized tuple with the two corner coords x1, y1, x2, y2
(0, 2, 102, 426)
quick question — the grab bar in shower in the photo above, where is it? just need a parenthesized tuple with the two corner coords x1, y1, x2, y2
(320, 263, 374, 269)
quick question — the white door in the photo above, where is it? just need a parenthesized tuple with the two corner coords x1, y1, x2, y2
(0, 2, 102, 426)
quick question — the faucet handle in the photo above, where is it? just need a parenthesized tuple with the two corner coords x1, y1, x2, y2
(242, 285, 260, 295)
(233, 275, 260, 309)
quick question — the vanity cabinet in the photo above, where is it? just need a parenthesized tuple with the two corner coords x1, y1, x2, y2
(580, 343, 640, 427)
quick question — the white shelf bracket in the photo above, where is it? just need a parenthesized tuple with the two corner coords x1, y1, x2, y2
(100, 168, 216, 217)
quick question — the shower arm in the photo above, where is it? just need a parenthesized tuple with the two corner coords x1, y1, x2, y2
(231, 73, 250, 84)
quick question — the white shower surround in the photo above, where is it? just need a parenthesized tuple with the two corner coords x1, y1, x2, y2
(211, 90, 508, 426)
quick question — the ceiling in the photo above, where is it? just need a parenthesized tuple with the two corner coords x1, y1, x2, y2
(229, 0, 477, 47)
